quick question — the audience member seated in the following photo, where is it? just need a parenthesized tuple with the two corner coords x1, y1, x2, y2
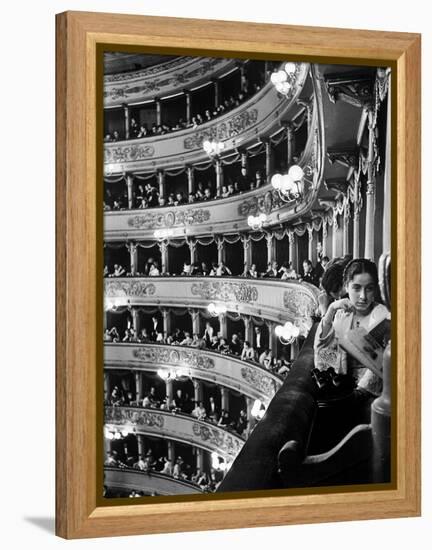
(241, 340, 256, 361)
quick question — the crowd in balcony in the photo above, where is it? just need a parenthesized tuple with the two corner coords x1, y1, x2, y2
(105, 447, 227, 493)
(103, 255, 327, 287)
(106, 382, 250, 439)
(104, 320, 292, 377)
(103, 168, 266, 211)
(103, 61, 272, 143)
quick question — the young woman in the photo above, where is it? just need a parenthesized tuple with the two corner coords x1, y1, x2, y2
(314, 259, 390, 397)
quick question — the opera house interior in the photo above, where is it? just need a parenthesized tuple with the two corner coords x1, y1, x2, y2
(102, 52, 392, 499)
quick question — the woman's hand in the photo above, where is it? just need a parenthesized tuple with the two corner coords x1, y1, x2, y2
(320, 298, 353, 338)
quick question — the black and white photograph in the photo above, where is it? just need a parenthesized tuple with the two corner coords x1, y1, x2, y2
(102, 51, 392, 499)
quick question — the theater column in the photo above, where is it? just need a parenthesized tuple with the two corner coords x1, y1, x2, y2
(196, 448, 205, 471)
(263, 138, 273, 181)
(322, 218, 328, 258)
(266, 232, 275, 265)
(246, 397, 255, 435)
(131, 307, 140, 337)
(221, 388, 229, 413)
(188, 238, 197, 265)
(284, 122, 294, 166)
(218, 313, 228, 339)
(217, 236, 226, 264)
(123, 103, 130, 139)
(128, 242, 137, 276)
(242, 235, 252, 273)
(135, 371, 144, 403)
(104, 372, 110, 403)
(167, 441, 175, 466)
(364, 108, 376, 260)
(187, 165, 194, 195)
(155, 97, 162, 126)
(243, 316, 254, 346)
(191, 309, 200, 338)
(307, 226, 314, 262)
(157, 170, 165, 201)
(162, 308, 172, 340)
(353, 173, 361, 259)
(213, 79, 220, 108)
(137, 435, 145, 458)
(158, 240, 168, 274)
(185, 90, 192, 125)
(288, 231, 298, 272)
(215, 159, 224, 197)
(126, 173, 134, 209)
(193, 379, 203, 404)
(290, 340, 299, 361)
(332, 213, 343, 258)
(343, 198, 351, 256)
(166, 379, 174, 407)
(266, 321, 278, 357)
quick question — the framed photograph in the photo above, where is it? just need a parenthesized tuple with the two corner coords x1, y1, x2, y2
(56, 11, 421, 539)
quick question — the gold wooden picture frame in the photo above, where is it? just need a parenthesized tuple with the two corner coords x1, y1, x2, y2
(56, 11, 421, 539)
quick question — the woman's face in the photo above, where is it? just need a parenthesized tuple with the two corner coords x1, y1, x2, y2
(346, 272, 376, 314)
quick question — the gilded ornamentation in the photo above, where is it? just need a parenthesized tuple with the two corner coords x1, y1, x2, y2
(191, 281, 258, 303)
(104, 58, 226, 97)
(104, 144, 155, 163)
(127, 208, 210, 230)
(237, 189, 286, 217)
(105, 407, 164, 429)
(183, 109, 258, 150)
(283, 289, 317, 318)
(192, 423, 244, 457)
(105, 281, 156, 297)
(132, 346, 215, 371)
(240, 367, 277, 397)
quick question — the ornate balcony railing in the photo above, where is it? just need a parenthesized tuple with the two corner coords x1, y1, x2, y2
(105, 343, 282, 402)
(105, 406, 245, 461)
(104, 64, 309, 174)
(104, 56, 236, 107)
(104, 276, 320, 326)
(104, 466, 203, 495)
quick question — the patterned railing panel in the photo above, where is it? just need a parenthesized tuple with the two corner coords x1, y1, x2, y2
(104, 343, 282, 401)
(104, 467, 202, 495)
(104, 277, 320, 326)
(104, 407, 244, 461)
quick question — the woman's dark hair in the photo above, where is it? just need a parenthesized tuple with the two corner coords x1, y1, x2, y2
(321, 261, 345, 294)
(343, 258, 379, 287)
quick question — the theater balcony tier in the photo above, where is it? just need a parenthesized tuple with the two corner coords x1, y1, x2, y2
(104, 56, 237, 108)
(104, 277, 320, 326)
(104, 466, 203, 495)
(105, 407, 245, 462)
(104, 63, 310, 173)
(105, 343, 282, 402)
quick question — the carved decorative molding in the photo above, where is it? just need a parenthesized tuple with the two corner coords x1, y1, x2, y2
(191, 281, 258, 303)
(324, 178, 351, 195)
(132, 346, 215, 371)
(104, 144, 155, 164)
(324, 74, 374, 108)
(237, 189, 286, 217)
(127, 208, 210, 230)
(240, 367, 277, 398)
(183, 109, 259, 150)
(192, 423, 244, 457)
(283, 289, 317, 318)
(104, 57, 226, 94)
(105, 407, 164, 429)
(327, 146, 358, 169)
(105, 281, 156, 298)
